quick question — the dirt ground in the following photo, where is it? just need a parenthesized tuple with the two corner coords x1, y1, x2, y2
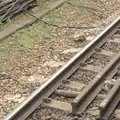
(0, 0, 120, 119)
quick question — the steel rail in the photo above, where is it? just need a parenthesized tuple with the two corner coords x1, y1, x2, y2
(3, 17, 120, 120)
(71, 51, 120, 114)
(98, 79, 120, 120)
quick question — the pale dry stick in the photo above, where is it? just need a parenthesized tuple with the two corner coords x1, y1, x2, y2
(1, 0, 20, 21)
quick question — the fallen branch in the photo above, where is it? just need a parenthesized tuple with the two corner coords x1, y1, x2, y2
(0, 0, 36, 22)
(26, 10, 95, 29)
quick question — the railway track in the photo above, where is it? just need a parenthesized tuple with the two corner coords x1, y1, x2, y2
(3, 17, 120, 120)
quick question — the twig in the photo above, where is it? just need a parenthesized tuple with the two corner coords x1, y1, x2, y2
(67, 2, 103, 19)
(68, 2, 101, 12)
(1, 0, 20, 21)
(25, 10, 95, 29)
